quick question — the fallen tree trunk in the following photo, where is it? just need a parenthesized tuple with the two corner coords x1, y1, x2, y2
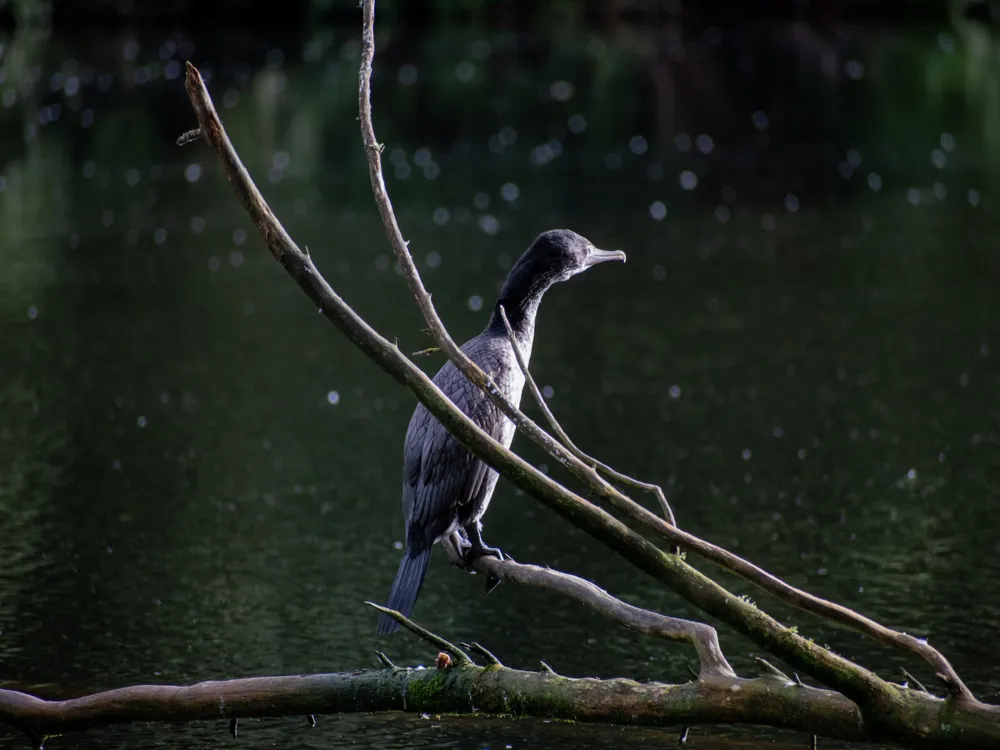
(0, 666, 870, 744)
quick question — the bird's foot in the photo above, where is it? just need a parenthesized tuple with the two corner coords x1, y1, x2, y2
(461, 544, 509, 594)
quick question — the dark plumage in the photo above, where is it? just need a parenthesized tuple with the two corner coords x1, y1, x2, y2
(377, 229, 626, 635)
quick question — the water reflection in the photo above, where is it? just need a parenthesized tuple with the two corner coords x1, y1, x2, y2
(2, 16, 1000, 749)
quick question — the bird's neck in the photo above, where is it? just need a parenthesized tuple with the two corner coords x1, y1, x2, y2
(485, 267, 554, 347)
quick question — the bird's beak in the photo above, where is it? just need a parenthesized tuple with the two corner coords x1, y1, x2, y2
(584, 248, 627, 267)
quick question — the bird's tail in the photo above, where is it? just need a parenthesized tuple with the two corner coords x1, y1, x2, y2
(377, 547, 432, 636)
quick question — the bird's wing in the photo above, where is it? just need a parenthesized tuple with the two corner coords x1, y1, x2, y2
(460, 393, 514, 516)
(403, 364, 512, 545)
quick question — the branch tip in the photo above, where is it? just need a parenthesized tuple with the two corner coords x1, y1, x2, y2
(901, 667, 929, 694)
(464, 641, 503, 667)
(374, 650, 398, 669)
(538, 660, 557, 675)
(176, 128, 202, 146)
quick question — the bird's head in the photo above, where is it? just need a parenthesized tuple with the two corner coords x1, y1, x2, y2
(521, 228, 626, 284)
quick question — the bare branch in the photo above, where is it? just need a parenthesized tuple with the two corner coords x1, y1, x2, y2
(364, 602, 474, 667)
(444, 539, 736, 680)
(355, 1, 973, 701)
(497, 304, 676, 527)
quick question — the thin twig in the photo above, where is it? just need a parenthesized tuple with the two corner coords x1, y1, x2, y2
(754, 657, 792, 683)
(355, 1, 973, 701)
(374, 651, 398, 670)
(902, 667, 929, 694)
(365, 602, 475, 667)
(498, 304, 677, 529)
(462, 642, 503, 667)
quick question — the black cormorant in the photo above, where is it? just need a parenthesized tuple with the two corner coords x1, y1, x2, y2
(377, 229, 626, 635)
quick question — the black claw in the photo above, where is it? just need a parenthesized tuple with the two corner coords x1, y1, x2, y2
(307, 715, 317, 727)
(483, 571, 502, 593)
(229, 717, 238, 739)
(678, 726, 690, 745)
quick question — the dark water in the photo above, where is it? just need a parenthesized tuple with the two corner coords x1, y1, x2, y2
(2, 18, 1000, 750)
